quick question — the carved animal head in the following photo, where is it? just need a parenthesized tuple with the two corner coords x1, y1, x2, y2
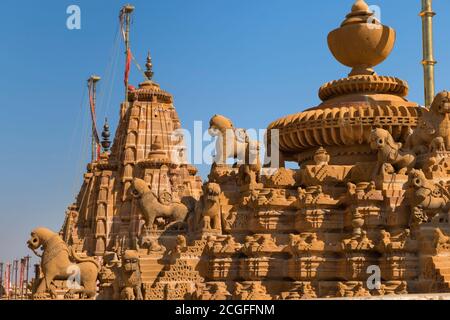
(131, 178, 152, 198)
(417, 119, 436, 135)
(208, 114, 234, 136)
(430, 91, 450, 115)
(27, 227, 57, 250)
(408, 169, 428, 189)
(369, 128, 400, 152)
(203, 183, 221, 201)
(122, 250, 140, 272)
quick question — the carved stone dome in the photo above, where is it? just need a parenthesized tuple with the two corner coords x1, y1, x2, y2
(267, 0, 422, 165)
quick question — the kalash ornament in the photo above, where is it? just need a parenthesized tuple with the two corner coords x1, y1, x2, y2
(328, 0, 396, 77)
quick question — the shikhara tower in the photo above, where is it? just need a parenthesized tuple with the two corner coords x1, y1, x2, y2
(61, 52, 202, 257)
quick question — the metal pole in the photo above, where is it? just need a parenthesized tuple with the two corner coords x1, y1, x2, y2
(33, 264, 40, 295)
(420, 0, 436, 107)
(6, 263, 10, 300)
(0, 262, 3, 298)
(13, 260, 18, 299)
(25, 256, 30, 299)
(88, 75, 101, 162)
(123, 4, 134, 102)
(19, 258, 25, 299)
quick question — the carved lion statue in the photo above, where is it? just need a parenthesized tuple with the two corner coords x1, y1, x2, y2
(369, 128, 415, 175)
(114, 250, 143, 300)
(209, 114, 260, 168)
(430, 91, 450, 150)
(131, 178, 189, 230)
(27, 227, 100, 299)
(404, 118, 436, 154)
(405, 91, 450, 154)
(192, 183, 221, 232)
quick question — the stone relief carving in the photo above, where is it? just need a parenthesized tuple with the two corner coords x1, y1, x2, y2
(99, 250, 143, 300)
(407, 169, 450, 225)
(131, 178, 189, 230)
(369, 128, 416, 176)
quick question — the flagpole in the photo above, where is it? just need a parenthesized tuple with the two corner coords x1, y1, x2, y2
(25, 256, 30, 299)
(420, 0, 436, 107)
(13, 260, 18, 299)
(0, 262, 3, 298)
(88, 75, 101, 162)
(122, 4, 134, 102)
(19, 258, 24, 299)
(6, 263, 10, 299)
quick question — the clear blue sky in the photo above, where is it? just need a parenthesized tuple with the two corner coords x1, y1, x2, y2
(1, 0, 450, 264)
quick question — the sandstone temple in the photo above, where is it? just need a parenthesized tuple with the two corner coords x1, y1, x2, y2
(26, 0, 450, 299)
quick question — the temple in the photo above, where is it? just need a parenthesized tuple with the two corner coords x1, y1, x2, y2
(27, 0, 450, 299)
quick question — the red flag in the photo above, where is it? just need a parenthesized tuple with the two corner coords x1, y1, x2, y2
(124, 48, 132, 87)
(97, 143, 101, 159)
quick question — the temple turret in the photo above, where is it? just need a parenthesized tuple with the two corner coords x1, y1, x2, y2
(62, 54, 202, 256)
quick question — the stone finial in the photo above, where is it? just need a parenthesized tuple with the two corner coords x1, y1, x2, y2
(342, 0, 374, 26)
(327, 0, 395, 76)
(145, 51, 154, 80)
(313, 147, 330, 166)
(352, 0, 369, 11)
(101, 118, 111, 152)
(145, 135, 168, 163)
